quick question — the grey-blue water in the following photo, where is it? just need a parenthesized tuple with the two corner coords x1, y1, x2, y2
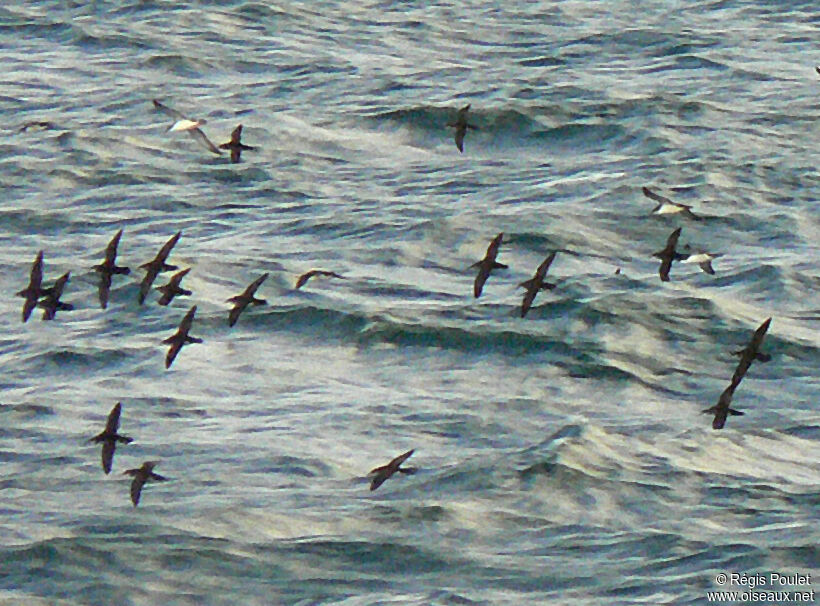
(1, 1, 818, 604)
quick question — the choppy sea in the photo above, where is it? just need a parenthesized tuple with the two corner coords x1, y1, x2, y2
(1, 1, 818, 604)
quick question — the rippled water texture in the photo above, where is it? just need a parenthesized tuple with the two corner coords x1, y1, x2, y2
(1, 1, 818, 604)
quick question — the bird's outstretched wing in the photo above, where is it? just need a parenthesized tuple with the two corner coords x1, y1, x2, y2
(98, 271, 113, 309)
(105, 403, 122, 434)
(642, 186, 675, 206)
(130, 475, 145, 506)
(152, 99, 187, 121)
(105, 229, 124, 265)
(369, 449, 414, 491)
(156, 231, 182, 263)
(102, 441, 116, 474)
(188, 128, 221, 155)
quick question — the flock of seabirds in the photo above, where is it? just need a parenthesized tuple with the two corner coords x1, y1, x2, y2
(14, 95, 780, 506)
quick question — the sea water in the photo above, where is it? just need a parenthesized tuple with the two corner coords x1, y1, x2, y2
(0, 1, 818, 604)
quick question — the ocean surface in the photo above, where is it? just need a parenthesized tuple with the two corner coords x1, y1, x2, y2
(1, 1, 818, 604)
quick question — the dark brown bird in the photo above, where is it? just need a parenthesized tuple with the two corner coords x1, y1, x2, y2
(702, 318, 772, 430)
(652, 227, 685, 282)
(642, 186, 701, 220)
(163, 305, 202, 369)
(369, 449, 416, 491)
(729, 317, 772, 387)
(702, 383, 744, 430)
(156, 268, 192, 306)
(447, 104, 477, 153)
(17, 250, 52, 322)
(124, 461, 167, 507)
(227, 273, 268, 327)
(816, 66, 820, 76)
(138, 231, 181, 305)
(294, 269, 345, 290)
(88, 403, 133, 474)
(219, 124, 256, 163)
(94, 229, 130, 309)
(472, 233, 507, 298)
(519, 252, 557, 318)
(39, 272, 73, 321)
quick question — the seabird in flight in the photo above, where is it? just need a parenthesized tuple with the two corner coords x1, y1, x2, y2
(369, 449, 416, 491)
(702, 383, 743, 430)
(681, 251, 722, 275)
(642, 186, 701, 220)
(88, 402, 133, 474)
(227, 273, 268, 327)
(17, 250, 52, 323)
(294, 269, 345, 290)
(447, 104, 477, 153)
(730, 317, 772, 386)
(703, 318, 772, 430)
(519, 252, 557, 318)
(138, 231, 181, 305)
(219, 124, 256, 163)
(163, 305, 202, 369)
(156, 268, 192, 306)
(472, 233, 507, 298)
(94, 229, 130, 309)
(152, 99, 221, 156)
(39, 272, 73, 320)
(124, 461, 167, 507)
(652, 227, 685, 282)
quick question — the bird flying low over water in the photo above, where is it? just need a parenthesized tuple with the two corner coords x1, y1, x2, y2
(88, 402, 133, 474)
(294, 269, 345, 290)
(369, 449, 416, 491)
(702, 382, 744, 430)
(681, 252, 722, 275)
(219, 124, 256, 163)
(729, 317, 772, 387)
(642, 186, 701, 220)
(139, 231, 181, 305)
(17, 250, 52, 323)
(703, 318, 772, 430)
(152, 99, 221, 156)
(124, 461, 167, 507)
(447, 104, 477, 153)
(816, 66, 820, 76)
(472, 233, 507, 298)
(156, 268, 192, 306)
(163, 305, 202, 369)
(652, 227, 686, 282)
(227, 273, 268, 327)
(519, 252, 557, 318)
(94, 229, 130, 309)
(39, 272, 73, 321)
